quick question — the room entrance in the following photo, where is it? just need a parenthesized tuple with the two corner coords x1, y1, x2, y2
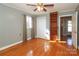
(60, 16, 72, 41)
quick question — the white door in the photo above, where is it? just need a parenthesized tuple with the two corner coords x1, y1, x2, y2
(72, 12, 77, 49)
(36, 16, 49, 40)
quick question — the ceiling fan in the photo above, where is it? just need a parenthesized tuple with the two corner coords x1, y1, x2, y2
(26, 3, 54, 12)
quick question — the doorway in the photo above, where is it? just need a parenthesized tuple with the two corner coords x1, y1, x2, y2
(60, 16, 72, 41)
(50, 12, 58, 41)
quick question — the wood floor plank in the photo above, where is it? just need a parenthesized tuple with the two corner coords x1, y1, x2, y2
(0, 38, 79, 56)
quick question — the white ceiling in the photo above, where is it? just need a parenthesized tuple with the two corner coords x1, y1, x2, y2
(2, 3, 79, 15)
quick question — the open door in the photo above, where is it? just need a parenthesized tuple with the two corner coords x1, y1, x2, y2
(60, 16, 72, 41)
(50, 12, 58, 41)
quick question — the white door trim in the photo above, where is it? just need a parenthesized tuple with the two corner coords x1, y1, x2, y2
(58, 14, 73, 41)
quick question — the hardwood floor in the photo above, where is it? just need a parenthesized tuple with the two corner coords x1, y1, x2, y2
(0, 38, 79, 56)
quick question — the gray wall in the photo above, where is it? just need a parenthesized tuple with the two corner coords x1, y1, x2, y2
(0, 4, 50, 49)
(0, 4, 24, 48)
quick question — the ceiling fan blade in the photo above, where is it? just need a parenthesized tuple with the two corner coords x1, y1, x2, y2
(44, 4, 54, 7)
(26, 4, 36, 6)
(34, 8, 37, 11)
(43, 8, 47, 12)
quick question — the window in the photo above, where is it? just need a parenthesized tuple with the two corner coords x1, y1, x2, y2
(68, 20, 72, 32)
(26, 16, 32, 28)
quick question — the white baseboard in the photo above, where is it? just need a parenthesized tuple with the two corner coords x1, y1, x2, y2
(27, 37, 31, 40)
(59, 41, 66, 43)
(0, 41, 23, 51)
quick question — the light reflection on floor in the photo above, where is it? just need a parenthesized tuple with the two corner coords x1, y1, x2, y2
(44, 43, 50, 52)
(26, 50, 33, 56)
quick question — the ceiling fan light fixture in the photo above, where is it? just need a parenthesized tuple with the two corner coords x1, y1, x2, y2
(37, 6, 43, 11)
(26, 3, 54, 12)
